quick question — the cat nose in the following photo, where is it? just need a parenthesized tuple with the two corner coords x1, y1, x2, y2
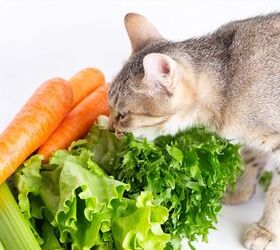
(109, 126, 115, 133)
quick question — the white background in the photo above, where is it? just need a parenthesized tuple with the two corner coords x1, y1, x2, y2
(0, 1, 279, 249)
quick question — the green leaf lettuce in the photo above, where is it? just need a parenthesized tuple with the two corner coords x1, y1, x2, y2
(15, 148, 169, 250)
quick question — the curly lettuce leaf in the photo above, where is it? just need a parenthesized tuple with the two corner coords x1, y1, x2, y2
(14, 155, 43, 219)
(112, 192, 170, 250)
(15, 149, 169, 250)
(51, 150, 129, 249)
(41, 222, 65, 250)
(113, 128, 242, 245)
(75, 124, 241, 248)
(14, 155, 44, 244)
(70, 122, 120, 174)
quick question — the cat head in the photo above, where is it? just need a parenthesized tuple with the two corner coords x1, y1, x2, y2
(108, 13, 200, 140)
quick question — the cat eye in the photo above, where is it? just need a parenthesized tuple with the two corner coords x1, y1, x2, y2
(117, 112, 128, 120)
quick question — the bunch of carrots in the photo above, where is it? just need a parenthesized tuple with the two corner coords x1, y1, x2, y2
(0, 68, 109, 184)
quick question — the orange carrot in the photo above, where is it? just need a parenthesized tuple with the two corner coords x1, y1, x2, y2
(0, 78, 73, 183)
(69, 68, 105, 108)
(38, 84, 109, 159)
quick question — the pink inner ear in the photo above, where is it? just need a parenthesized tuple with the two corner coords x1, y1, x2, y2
(161, 61, 170, 75)
(143, 53, 173, 81)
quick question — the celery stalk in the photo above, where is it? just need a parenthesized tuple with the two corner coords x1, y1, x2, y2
(0, 240, 5, 250)
(0, 183, 40, 250)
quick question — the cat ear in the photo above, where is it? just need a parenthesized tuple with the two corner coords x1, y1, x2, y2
(143, 53, 177, 94)
(124, 13, 163, 53)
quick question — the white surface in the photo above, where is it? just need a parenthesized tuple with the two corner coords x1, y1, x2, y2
(0, 1, 279, 249)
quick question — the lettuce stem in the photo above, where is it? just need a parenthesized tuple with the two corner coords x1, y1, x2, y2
(0, 183, 40, 250)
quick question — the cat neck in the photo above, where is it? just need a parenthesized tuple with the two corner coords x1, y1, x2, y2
(173, 35, 230, 132)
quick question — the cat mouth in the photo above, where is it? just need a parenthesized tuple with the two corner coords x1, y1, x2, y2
(115, 130, 125, 138)
(114, 124, 167, 140)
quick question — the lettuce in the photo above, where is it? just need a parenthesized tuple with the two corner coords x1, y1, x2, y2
(112, 192, 170, 250)
(73, 125, 242, 249)
(14, 149, 169, 250)
(14, 119, 241, 249)
(116, 129, 241, 245)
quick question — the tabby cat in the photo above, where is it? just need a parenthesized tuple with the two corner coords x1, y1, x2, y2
(108, 13, 280, 250)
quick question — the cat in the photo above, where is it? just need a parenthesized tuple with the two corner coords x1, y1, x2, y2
(108, 12, 280, 250)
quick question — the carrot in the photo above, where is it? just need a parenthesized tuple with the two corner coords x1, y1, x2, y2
(38, 84, 109, 159)
(0, 78, 73, 184)
(69, 68, 105, 108)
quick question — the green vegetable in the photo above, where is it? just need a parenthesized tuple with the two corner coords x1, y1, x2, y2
(259, 171, 273, 192)
(112, 191, 170, 250)
(0, 240, 5, 250)
(119, 129, 241, 246)
(13, 119, 242, 249)
(14, 150, 169, 250)
(0, 182, 40, 250)
(71, 124, 242, 248)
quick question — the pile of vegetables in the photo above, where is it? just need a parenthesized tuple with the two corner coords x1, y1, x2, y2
(0, 67, 242, 250)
